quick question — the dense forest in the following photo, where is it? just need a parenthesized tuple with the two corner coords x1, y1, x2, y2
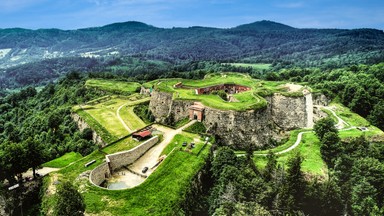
(185, 131, 384, 215)
(0, 72, 103, 185)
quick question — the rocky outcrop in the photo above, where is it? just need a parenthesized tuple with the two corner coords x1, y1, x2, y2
(149, 90, 315, 149)
(71, 113, 107, 147)
(140, 86, 151, 96)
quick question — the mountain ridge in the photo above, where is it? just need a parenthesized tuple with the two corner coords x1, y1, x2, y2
(0, 20, 384, 88)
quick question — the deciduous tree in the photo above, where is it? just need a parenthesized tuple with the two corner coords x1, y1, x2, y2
(54, 182, 85, 216)
(314, 117, 338, 142)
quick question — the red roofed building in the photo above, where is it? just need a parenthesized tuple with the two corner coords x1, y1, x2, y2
(133, 130, 152, 140)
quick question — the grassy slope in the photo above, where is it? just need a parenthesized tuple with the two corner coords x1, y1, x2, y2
(144, 73, 294, 111)
(86, 79, 141, 94)
(80, 97, 131, 138)
(254, 131, 327, 176)
(73, 108, 117, 143)
(119, 106, 146, 131)
(42, 132, 209, 215)
(42, 152, 83, 168)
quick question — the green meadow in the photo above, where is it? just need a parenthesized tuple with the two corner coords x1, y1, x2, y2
(85, 79, 141, 95)
(73, 94, 150, 142)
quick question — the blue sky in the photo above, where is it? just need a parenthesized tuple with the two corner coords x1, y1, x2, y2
(0, 0, 383, 30)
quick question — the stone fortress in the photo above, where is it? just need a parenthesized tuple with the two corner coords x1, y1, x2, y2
(148, 81, 327, 149)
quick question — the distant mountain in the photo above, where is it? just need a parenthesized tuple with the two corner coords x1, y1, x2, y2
(1, 20, 384, 88)
(0, 20, 383, 69)
(234, 20, 295, 31)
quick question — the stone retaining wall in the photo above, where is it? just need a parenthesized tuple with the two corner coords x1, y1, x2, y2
(107, 136, 159, 172)
(89, 162, 110, 186)
(89, 136, 159, 187)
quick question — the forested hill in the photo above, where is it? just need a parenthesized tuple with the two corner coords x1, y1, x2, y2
(0, 20, 383, 70)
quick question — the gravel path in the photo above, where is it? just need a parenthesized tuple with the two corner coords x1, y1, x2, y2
(107, 120, 197, 188)
(116, 103, 132, 133)
(129, 121, 196, 176)
(23, 167, 59, 178)
(315, 105, 349, 129)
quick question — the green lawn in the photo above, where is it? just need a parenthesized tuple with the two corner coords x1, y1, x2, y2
(226, 63, 272, 70)
(144, 73, 295, 111)
(42, 132, 209, 215)
(161, 132, 206, 156)
(72, 108, 117, 143)
(85, 79, 141, 95)
(42, 152, 83, 168)
(330, 102, 384, 139)
(81, 97, 131, 138)
(119, 106, 146, 131)
(331, 102, 371, 126)
(102, 137, 143, 154)
(73, 95, 150, 142)
(174, 117, 190, 128)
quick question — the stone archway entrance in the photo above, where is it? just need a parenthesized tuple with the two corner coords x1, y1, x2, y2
(189, 102, 205, 122)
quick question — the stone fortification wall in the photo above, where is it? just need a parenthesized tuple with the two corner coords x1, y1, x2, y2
(71, 113, 107, 147)
(149, 91, 173, 122)
(107, 136, 159, 172)
(89, 136, 159, 187)
(195, 84, 251, 95)
(271, 94, 307, 130)
(149, 90, 193, 123)
(89, 162, 110, 186)
(149, 90, 315, 148)
(204, 107, 273, 148)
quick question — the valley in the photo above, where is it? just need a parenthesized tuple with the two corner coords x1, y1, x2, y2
(28, 72, 383, 215)
(0, 18, 383, 216)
